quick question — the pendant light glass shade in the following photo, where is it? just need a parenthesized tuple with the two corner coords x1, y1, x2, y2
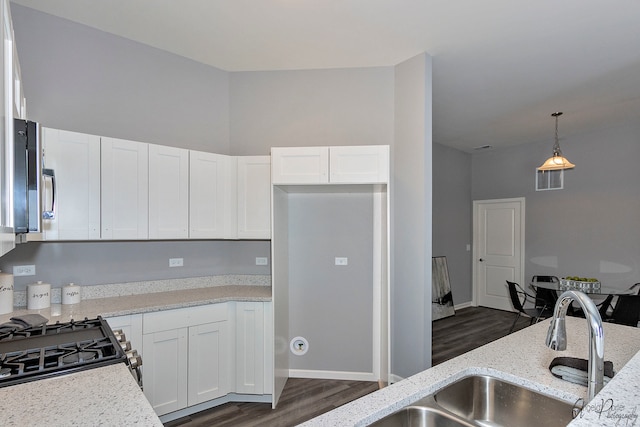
(537, 112, 575, 171)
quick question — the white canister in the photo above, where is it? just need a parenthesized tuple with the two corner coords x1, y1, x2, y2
(62, 283, 82, 305)
(27, 281, 51, 310)
(0, 271, 14, 315)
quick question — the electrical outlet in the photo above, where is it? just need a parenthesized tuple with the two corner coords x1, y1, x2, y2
(255, 257, 268, 266)
(169, 258, 184, 267)
(13, 265, 36, 276)
(335, 257, 348, 266)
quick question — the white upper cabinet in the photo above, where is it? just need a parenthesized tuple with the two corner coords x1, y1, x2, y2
(271, 147, 328, 184)
(148, 144, 189, 239)
(271, 145, 389, 185)
(189, 151, 237, 239)
(42, 127, 101, 240)
(329, 145, 389, 183)
(237, 156, 271, 239)
(101, 137, 149, 240)
(0, 0, 16, 256)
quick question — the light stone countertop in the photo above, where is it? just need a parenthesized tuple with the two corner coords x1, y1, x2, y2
(1, 282, 272, 324)
(301, 317, 640, 427)
(0, 363, 162, 427)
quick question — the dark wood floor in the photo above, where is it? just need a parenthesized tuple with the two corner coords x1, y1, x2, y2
(165, 306, 527, 427)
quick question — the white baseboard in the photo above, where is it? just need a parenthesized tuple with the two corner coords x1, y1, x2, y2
(388, 373, 404, 384)
(454, 301, 473, 310)
(288, 369, 377, 382)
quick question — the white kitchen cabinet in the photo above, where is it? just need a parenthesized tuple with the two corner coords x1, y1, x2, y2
(143, 327, 188, 416)
(189, 151, 237, 239)
(272, 145, 389, 185)
(101, 137, 149, 239)
(142, 303, 231, 416)
(148, 144, 189, 239)
(271, 147, 328, 184)
(0, 0, 15, 257)
(237, 156, 271, 239)
(187, 320, 231, 405)
(41, 127, 101, 240)
(235, 302, 265, 394)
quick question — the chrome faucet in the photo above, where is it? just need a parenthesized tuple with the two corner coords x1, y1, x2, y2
(545, 290, 605, 402)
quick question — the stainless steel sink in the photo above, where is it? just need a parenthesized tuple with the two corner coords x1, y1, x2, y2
(433, 375, 576, 427)
(370, 401, 476, 427)
(369, 375, 578, 427)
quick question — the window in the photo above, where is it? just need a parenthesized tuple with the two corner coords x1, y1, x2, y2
(536, 169, 563, 191)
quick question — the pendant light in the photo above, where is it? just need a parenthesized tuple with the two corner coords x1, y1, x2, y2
(537, 112, 575, 171)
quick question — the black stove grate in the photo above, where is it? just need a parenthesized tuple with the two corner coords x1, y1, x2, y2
(0, 317, 126, 388)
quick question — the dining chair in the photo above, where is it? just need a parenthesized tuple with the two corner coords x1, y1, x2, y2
(506, 281, 552, 333)
(598, 283, 640, 321)
(607, 295, 640, 327)
(530, 275, 559, 312)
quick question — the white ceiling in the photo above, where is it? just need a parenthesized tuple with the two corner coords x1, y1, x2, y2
(11, 0, 640, 152)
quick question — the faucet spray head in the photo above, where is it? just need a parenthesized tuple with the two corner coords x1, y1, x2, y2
(546, 317, 567, 351)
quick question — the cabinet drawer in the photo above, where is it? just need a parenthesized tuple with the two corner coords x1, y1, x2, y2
(143, 303, 228, 333)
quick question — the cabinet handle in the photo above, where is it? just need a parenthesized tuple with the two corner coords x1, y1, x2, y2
(42, 168, 56, 220)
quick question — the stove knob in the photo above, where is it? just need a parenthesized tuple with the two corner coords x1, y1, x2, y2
(127, 350, 142, 369)
(120, 340, 132, 352)
(112, 330, 127, 343)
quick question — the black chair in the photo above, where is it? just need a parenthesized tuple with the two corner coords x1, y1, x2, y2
(607, 295, 640, 327)
(530, 275, 559, 312)
(598, 283, 640, 321)
(506, 281, 552, 333)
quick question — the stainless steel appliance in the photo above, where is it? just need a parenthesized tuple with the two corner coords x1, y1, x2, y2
(13, 118, 43, 234)
(0, 316, 142, 388)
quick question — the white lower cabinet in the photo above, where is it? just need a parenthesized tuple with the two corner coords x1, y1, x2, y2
(141, 302, 270, 417)
(143, 327, 188, 416)
(187, 320, 231, 405)
(235, 302, 265, 394)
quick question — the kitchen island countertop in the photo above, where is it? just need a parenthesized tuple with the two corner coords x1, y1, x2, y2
(302, 316, 640, 426)
(0, 363, 162, 427)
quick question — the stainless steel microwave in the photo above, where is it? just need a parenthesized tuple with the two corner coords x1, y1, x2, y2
(13, 118, 42, 234)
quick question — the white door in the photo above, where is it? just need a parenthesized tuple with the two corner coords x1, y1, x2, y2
(473, 198, 525, 311)
(187, 321, 230, 405)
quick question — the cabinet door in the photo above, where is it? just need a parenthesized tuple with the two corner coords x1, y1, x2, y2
(0, 0, 14, 257)
(142, 328, 188, 416)
(187, 321, 230, 405)
(101, 137, 149, 239)
(329, 145, 389, 183)
(148, 144, 189, 239)
(237, 156, 271, 239)
(271, 147, 328, 184)
(189, 151, 237, 239)
(235, 302, 265, 395)
(42, 128, 100, 240)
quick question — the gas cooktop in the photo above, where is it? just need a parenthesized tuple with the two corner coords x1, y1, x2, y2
(0, 317, 127, 388)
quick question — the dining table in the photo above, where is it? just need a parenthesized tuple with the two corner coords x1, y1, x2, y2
(530, 279, 635, 296)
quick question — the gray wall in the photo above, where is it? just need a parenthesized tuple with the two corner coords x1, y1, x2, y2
(0, 240, 271, 290)
(287, 192, 374, 372)
(229, 67, 394, 155)
(472, 121, 640, 289)
(392, 53, 433, 378)
(12, 4, 230, 154)
(432, 143, 472, 304)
